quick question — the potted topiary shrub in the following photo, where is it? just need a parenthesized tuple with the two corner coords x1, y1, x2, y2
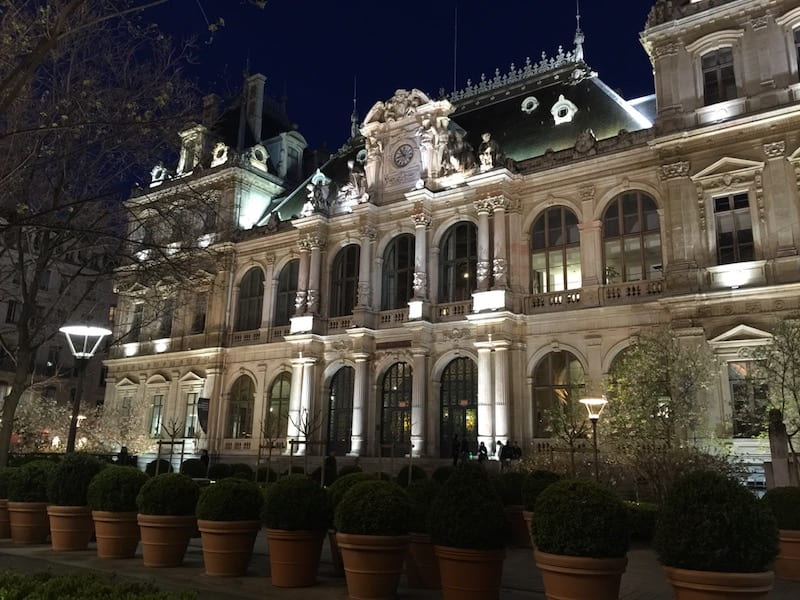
(432, 465, 455, 485)
(179, 458, 207, 479)
(497, 471, 529, 548)
(196, 478, 263, 576)
(334, 480, 411, 600)
(405, 478, 441, 590)
(136, 473, 200, 567)
(533, 479, 629, 600)
(655, 470, 778, 599)
(428, 463, 510, 599)
(326, 471, 377, 576)
(337, 464, 362, 478)
(87, 465, 149, 558)
(46, 453, 105, 551)
(207, 462, 232, 480)
(396, 464, 427, 488)
(262, 474, 331, 587)
(0, 467, 15, 539)
(144, 459, 172, 477)
(7, 459, 57, 544)
(625, 501, 659, 545)
(521, 469, 560, 547)
(763, 486, 800, 581)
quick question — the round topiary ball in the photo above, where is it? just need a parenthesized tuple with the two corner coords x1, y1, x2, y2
(337, 465, 363, 478)
(428, 463, 509, 550)
(497, 471, 526, 506)
(327, 472, 377, 513)
(256, 465, 277, 483)
(196, 478, 263, 522)
(262, 474, 330, 531)
(655, 470, 778, 573)
(137, 473, 200, 516)
(47, 453, 105, 506)
(0, 467, 16, 499)
(8, 460, 57, 503)
(763, 486, 800, 531)
(180, 458, 207, 478)
(207, 462, 232, 480)
(334, 480, 410, 536)
(406, 478, 440, 534)
(431, 465, 454, 485)
(533, 479, 629, 558)
(145, 459, 172, 477)
(396, 465, 427, 488)
(521, 470, 560, 512)
(87, 466, 149, 512)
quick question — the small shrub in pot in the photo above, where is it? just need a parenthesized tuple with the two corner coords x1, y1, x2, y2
(406, 479, 440, 534)
(521, 469, 560, 512)
(763, 487, 800, 531)
(335, 480, 410, 536)
(145, 459, 172, 477)
(137, 473, 199, 516)
(196, 478, 263, 521)
(625, 501, 659, 543)
(262, 474, 330, 531)
(207, 462, 232, 480)
(0, 467, 17, 499)
(47, 453, 105, 506)
(396, 465, 427, 488)
(337, 465, 362, 477)
(87, 466, 149, 513)
(180, 458, 207, 478)
(431, 465, 454, 484)
(8, 460, 57, 502)
(328, 472, 376, 515)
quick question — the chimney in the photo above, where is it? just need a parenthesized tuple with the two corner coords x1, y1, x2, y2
(245, 74, 266, 143)
(202, 93, 219, 127)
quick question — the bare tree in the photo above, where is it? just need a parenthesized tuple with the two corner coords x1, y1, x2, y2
(288, 408, 325, 474)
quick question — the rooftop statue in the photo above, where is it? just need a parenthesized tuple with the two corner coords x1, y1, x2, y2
(300, 169, 331, 217)
(478, 132, 504, 172)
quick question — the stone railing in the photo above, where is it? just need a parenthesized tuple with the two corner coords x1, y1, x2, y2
(379, 308, 408, 329)
(328, 316, 354, 332)
(437, 301, 472, 322)
(269, 325, 291, 341)
(230, 328, 265, 347)
(525, 289, 581, 313)
(222, 438, 253, 451)
(602, 279, 665, 305)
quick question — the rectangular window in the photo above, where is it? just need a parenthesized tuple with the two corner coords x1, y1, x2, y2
(730, 361, 768, 438)
(157, 300, 174, 339)
(149, 394, 164, 437)
(714, 193, 753, 264)
(121, 394, 132, 415)
(702, 48, 737, 106)
(5, 300, 18, 324)
(184, 392, 199, 438)
(129, 304, 143, 342)
(190, 294, 207, 334)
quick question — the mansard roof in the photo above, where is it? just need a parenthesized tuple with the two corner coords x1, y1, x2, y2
(646, 0, 739, 29)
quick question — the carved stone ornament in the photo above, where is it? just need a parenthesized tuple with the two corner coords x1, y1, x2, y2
(412, 271, 427, 296)
(521, 96, 540, 114)
(210, 142, 229, 168)
(651, 43, 679, 60)
(476, 261, 491, 283)
(247, 144, 269, 171)
(149, 164, 168, 187)
(336, 159, 369, 212)
(492, 258, 507, 278)
(474, 198, 494, 214)
(442, 328, 469, 342)
(763, 141, 786, 159)
(363, 89, 433, 125)
(294, 290, 307, 312)
(658, 161, 691, 181)
(300, 169, 332, 217)
(551, 95, 578, 125)
(411, 209, 431, 228)
(750, 14, 769, 30)
(478, 133, 505, 172)
(574, 129, 597, 154)
(579, 185, 596, 202)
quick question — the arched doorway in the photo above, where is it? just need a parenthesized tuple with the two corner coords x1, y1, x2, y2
(439, 357, 478, 458)
(380, 362, 412, 457)
(327, 366, 354, 455)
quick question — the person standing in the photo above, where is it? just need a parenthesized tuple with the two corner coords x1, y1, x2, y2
(478, 441, 488, 464)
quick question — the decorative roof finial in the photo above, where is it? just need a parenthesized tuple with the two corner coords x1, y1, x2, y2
(574, 0, 585, 63)
(350, 76, 359, 139)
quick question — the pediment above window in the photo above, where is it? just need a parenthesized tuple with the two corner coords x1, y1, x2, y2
(709, 324, 772, 348)
(691, 157, 764, 183)
(179, 370, 205, 383)
(115, 377, 139, 388)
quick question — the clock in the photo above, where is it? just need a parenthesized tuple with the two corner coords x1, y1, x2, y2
(393, 143, 414, 168)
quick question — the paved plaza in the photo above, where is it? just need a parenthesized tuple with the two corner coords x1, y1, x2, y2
(2, 534, 800, 599)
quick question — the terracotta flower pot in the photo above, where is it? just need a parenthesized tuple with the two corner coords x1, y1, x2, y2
(0, 499, 10, 539)
(405, 532, 441, 589)
(137, 514, 197, 567)
(664, 566, 773, 599)
(535, 550, 627, 600)
(336, 532, 410, 600)
(266, 528, 325, 587)
(522, 510, 535, 548)
(506, 505, 531, 548)
(776, 529, 800, 581)
(47, 505, 93, 551)
(328, 529, 344, 576)
(92, 510, 140, 558)
(197, 519, 260, 576)
(435, 545, 505, 600)
(7, 501, 49, 544)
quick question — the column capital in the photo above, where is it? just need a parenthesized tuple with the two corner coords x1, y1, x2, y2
(488, 195, 509, 212)
(359, 225, 377, 241)
(474, 197, 494, 214)
(411, 210, 431, 228)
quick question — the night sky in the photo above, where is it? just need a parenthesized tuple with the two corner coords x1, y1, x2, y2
(152, 1, 656, 150)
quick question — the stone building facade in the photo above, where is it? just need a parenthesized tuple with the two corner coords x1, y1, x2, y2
(104, 0, 800, 463)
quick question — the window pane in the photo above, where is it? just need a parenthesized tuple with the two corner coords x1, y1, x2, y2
(531, 252, 546, 294)
(548, 249, 564, 292)
(565, 247, 581, 290)
(604, 240, 622, 282)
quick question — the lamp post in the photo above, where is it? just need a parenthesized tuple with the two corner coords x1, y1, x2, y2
(60, 325, 112, 453)
(580, 397, 608, 481)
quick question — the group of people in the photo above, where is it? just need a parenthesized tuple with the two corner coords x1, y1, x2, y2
(451, 435, 522, 468)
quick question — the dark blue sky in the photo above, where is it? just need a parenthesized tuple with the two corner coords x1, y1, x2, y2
(152, 1, 656, 150)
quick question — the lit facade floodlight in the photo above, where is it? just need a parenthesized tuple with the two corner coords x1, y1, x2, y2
(580, 397, 608, 421)
(60, 324, 112, 453)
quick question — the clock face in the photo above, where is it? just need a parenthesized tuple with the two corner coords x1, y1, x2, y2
(393, 143, 414, 168)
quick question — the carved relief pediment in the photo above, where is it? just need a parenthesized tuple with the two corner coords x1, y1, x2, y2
(363, 89, 435, 125)
(179, 370, 205, 383)
(115, 377, 139, 388)
(709, 324, 773, 345)
(691, 157, 764, 182)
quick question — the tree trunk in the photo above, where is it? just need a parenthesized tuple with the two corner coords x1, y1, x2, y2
(768, 409, 791, 487)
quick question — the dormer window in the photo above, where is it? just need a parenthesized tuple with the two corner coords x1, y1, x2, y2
(702, 48, 737, 105)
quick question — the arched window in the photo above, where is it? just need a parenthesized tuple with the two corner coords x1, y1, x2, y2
(603, 192, 662, 283)
(530, 206, 581, 293)
(330, 245, 360, 317)
(327, 366, 354, 455)
(532, 351, 585, 438)
(701, 47, 737, 105)
(380, 362, 412, 456)
(381, 234, 415, 310)
(227, 376, 255, 438)
(439, 357, 478, 458)
(235, 268, 264, 331)
(274, 260, 299, 326)
(438, 222, 477, 303)
(266, 372, 290, 439)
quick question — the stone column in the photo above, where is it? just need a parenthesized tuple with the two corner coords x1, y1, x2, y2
(297, 356, 317, 456)
(261, 255, 276, 327)
(476, 344, 494, 449)
(475, 199, 492, 291)
(285, 358, 305, 453)
(307, 236, 325, 315)
(349, 353, 370, 456)
(411, 207, 431, 299)
(493, 343, 510, 444)
(356, 226, 376, 308)
(578, 220, 602, 287)
(295, 239, 311, 315)
(411, 351, 427, 457)
(201, 367, 220, 448)
(491, 196, 508, 289)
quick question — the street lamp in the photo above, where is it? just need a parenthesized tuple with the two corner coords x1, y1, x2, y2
(60, 324, 112, 453)
(580, 396, 608, 481)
